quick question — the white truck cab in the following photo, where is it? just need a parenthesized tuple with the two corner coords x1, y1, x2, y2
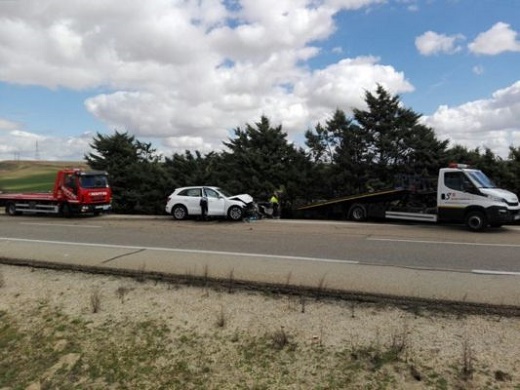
(437, 164, 520, 231)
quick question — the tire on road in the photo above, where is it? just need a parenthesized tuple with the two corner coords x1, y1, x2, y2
(172, 205, 188, 220)
(349, 203, 367, 222)
(6, 202, 19, 216)
(60, 203, 73, 218)
(465, 210, 487, 232)
(227, 205, 244, 221)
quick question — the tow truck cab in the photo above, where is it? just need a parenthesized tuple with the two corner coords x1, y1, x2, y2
(437, 164, 520, 230)
(55, 169, 112, 214)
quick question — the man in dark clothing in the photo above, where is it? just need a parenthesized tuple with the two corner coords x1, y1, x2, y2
(200, 191, 208, 221)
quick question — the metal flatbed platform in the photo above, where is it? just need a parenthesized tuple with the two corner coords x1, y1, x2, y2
(297, 188, 410, 211)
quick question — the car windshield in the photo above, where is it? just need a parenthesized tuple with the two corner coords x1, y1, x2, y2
(466, 170, 496, 188)
(215, 187, 233, 197)
(80, 174, 109, 189)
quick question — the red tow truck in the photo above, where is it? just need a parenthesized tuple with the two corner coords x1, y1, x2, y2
(0, 169, 112, 216)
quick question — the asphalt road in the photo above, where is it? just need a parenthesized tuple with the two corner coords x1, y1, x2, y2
(1, 214, 520, 305)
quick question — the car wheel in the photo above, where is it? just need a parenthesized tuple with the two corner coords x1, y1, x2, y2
(465, 210, 487, 232)
(172, 205, 188, 220)
(349, 204, 367, 222)
(227, 205, 243, 221)
(6, 202, 18, 216)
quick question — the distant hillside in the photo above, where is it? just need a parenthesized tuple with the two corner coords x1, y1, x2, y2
(0, 160, 89, 192)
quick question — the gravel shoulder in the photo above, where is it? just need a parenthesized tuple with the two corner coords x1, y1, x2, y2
(1, 263, 520, 389)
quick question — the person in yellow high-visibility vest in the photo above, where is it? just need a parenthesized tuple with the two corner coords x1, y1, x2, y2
(270, 192, 280, 218)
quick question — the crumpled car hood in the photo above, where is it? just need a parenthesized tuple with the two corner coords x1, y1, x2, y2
(228, 194, 254, 204)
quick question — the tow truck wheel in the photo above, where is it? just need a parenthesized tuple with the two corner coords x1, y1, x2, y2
(61, 203, 73, 218)
(227, 205, 243, 221)
(172, 205, 187, 220)
(6, 202, 18, 216)
(349, 204, 367, 222)
(465, 210, 487, 232)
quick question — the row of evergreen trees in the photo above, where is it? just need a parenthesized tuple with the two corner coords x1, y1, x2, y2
(85, 86, 520, 215)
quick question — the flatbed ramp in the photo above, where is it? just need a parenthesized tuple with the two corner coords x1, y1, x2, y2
(297, 188, 410, 210)
(295, 188, 415, 221)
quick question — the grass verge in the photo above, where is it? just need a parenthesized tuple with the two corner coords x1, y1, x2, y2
(1, 265, 518, 389)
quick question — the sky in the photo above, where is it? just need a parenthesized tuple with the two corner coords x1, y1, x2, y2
(0, 0, 519, 162)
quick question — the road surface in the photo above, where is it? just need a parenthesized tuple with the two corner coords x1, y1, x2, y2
(1, 214, 520, 306)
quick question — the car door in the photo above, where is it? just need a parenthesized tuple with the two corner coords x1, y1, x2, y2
(204, 187, 226, 216)
(438, 171, 478, 221)
(182, 187, 203, 215)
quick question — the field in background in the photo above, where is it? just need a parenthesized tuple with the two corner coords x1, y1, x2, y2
(0, 160, 88, 192)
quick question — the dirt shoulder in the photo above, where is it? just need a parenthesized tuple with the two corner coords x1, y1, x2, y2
(1, 264, 519, 389)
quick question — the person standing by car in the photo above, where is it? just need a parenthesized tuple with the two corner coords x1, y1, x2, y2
(270, 192, 280, 219)
(200, 189, 208, 221)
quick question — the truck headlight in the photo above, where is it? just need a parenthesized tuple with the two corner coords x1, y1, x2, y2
(487, 195, 506, 203)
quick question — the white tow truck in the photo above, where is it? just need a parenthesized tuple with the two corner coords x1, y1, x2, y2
(298, 164, 520, 231)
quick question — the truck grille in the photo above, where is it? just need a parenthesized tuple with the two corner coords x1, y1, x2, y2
(90, 195, 107, 203)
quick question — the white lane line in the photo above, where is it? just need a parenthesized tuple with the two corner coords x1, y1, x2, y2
(472, 269, 520, 276)
(21, 223, 102, 229)
(0, 237, 359, 265)
(368, 238, 520, 248)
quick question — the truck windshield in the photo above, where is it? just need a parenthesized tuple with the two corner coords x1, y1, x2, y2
(467, 170, 496, 188)
(80, 175, 109, 189)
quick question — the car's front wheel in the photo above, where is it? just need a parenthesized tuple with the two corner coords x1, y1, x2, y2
(227, 205, 243, 221)
(172, 205, 188, 220)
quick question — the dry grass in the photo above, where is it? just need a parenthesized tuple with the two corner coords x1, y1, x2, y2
(90, 288, 102, 313)
(1, 264, 519, 389)
(215, 305, 227, 328)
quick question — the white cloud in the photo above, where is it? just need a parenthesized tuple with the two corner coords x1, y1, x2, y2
(0, 0, 409, 159)
(163, 136, 213, 153)
(0, 124, 93, 161)
(422, 81, 520, 158)
(468, 22, 520, 55)
(324, 0, 385, 10)
(0, 118, 19, 131)
(84, 55, 413, 151)
(415, 31, 464, 56)
(295, 56, 414, 112)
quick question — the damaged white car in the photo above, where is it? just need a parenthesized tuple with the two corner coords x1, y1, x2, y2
(165, 186, 255, 221)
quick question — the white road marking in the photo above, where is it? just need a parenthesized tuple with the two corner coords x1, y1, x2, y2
(472, 270, 520, 276)
(21, 223, 102, 229)
(0, 237, 359, 265)
(368, 237, 520, 248)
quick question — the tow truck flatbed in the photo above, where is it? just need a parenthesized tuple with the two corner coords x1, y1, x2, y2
(297, 188, 410, 211)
